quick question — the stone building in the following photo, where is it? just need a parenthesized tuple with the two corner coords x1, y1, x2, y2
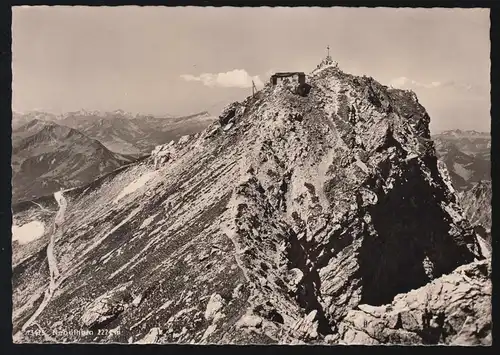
(269, 72, 306, 86)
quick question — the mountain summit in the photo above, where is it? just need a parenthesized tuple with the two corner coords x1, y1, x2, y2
(11, 119, 133, 203)
(13, 63, 490, 345)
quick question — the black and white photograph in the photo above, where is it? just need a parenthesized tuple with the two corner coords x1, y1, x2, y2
(10, 6, 491, 345)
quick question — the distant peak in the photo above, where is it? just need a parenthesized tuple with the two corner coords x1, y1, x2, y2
(311, 53, 340, 75)
(436, 129, 490, 137)
(193, 111, 210, 117)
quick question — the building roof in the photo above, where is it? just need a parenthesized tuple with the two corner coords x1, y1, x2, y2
(271, 72, 305, 78)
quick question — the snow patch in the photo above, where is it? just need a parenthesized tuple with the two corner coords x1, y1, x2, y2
(140, 214, 157, 229)
(12, 221, 45, 245)
(114, 171, 157, 203)
(159, 300, 173, 310)
(453, 163, 472, 181)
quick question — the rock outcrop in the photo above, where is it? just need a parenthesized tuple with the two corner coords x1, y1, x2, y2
(458, 180, 492, 250)
(338, 259, 491, 345)
(80, 285, 134, 330)
(12, 62, 489, 345)
(218, 101, 246, 129)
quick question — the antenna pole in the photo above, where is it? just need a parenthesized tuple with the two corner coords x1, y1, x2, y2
(252, 80, 257, 97)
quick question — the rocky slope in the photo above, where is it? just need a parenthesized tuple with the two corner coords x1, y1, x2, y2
(458, 180, 492, 249)
(11, 119, 133, 203)
(12, 62, 490, 345)
(432, 130, 490, 191)
(338, 259, 491, 345)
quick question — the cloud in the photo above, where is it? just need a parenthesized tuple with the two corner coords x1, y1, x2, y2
(389, 77, 441, 89)
(389, 76, 473, 91)
(181, 69, 264, 89)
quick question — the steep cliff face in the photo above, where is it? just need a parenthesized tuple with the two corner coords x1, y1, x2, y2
(458, 180, 492, 249)
(12, 63, 488, 344)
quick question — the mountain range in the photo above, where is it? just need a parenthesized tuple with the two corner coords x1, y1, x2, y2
(11, 119, 134, 203)
(430, 130, 491, 241)
(13, 113, 489, 203)
(13, 109, 173, 126)
(432, 129, 490, 190)
(13, 110, 216, 156)
(12, 61, 491, 345)
(11, 110, 216, 202)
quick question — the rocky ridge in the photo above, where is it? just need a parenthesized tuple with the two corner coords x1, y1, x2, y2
(12, 61, 490, 344)
(458, 180, 492, 250)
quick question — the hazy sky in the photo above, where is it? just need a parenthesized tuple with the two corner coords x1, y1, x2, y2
(13, 6, 490, 132)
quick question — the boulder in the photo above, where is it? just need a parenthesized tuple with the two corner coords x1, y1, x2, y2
(80, 288, 132, 330)
(291, 310, 319, 340)
(235, 314, 263, 329)
(136, 327, 162, 344)
(204, 293, 226, 323)
(219, 102, 244, 126)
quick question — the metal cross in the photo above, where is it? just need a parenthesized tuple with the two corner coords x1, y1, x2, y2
(327, 45, 330, 57)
